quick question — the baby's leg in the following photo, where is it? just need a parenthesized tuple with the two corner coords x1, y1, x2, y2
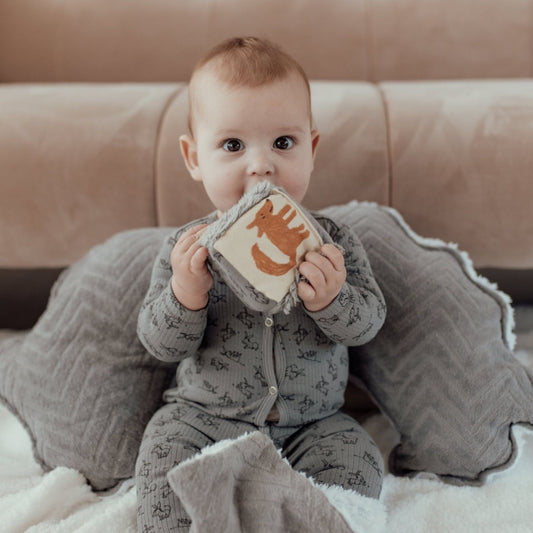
(135, 401, 213, 532)
(281, 412, 384, 498)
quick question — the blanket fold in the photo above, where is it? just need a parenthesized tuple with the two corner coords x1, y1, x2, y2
(167, 431, 386, 533)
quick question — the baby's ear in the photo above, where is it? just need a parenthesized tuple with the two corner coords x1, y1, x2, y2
(179, 134, 202, 182)
(311, 129, 320, 160)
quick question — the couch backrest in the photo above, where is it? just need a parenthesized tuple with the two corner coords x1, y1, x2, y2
(2, 0, 533, 83)
(1, 0, 532, 329)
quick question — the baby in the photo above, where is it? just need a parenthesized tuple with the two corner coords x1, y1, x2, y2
(136, 36, 386, 532)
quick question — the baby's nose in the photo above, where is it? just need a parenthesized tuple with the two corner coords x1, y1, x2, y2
(247, 150, 274, 176)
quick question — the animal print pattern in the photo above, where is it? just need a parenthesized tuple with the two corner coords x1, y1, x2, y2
(136, 401, 384, 532)
(281, 412, 384, 498)
(138, 213, 386, 429)
(136, 212, 386, 531)
(246, 199, 311, 276)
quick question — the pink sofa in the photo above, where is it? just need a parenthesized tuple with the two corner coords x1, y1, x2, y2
(1, 0, 532, 329)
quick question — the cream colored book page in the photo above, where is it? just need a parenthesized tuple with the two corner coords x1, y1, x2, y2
(214, 192, 323, 303)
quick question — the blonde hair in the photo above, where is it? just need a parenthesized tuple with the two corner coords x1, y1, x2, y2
(188, 37, 311, 134)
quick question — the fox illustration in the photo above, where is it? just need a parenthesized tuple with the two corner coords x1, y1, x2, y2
(246, 199, 310, 276)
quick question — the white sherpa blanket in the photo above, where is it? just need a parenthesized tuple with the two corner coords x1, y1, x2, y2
(2, 415, 533, 533)
(1, 308, 533, 533)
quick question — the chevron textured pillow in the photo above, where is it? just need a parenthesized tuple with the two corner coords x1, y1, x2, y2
(0, 228, 175, 490)
(323, 202, 533, 484)
(1, 203, 530, 490)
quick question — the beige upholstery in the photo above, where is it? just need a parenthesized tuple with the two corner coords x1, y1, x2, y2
(2, 0, 532, 83)
(383, 81, 533, 268)
(0, 84, 176, 266)
(1, 0, 532, 327)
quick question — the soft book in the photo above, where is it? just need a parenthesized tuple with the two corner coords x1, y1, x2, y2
(200, 182, 332, 314)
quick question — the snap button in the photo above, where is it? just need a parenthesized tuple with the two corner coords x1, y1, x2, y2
(264, 317, 274, 328)
(269, 385, 278, 396)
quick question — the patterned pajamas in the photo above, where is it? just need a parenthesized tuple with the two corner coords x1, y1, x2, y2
(136, 399, 384, 532)
(136, 212, 386, 532)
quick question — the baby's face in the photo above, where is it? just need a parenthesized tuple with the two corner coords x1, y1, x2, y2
(181, 70, 319, 213)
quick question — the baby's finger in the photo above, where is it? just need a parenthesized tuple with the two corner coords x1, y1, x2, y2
(320, 244, 345, 271)
(190, 246, 209, 273)
(184, 224, 208, 241)
(297, 280, 316, 301)
(299, 261, 326, 289)
(191, 223, 209, 236)
(177, 225, 208, 251)
(302, 250, 332, 276)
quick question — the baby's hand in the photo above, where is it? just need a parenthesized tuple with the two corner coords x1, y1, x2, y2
(170, 224, 213, 310)
(297, 244, 346, 312)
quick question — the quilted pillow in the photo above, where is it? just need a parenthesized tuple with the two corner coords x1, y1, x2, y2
(0, 228, 175, 491)
(1, 202, 530, 490)
(322, 202, 533, 483)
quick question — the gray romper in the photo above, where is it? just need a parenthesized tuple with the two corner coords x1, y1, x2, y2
(136, 213, 386, 532)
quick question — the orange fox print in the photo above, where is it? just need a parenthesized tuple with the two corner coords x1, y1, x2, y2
(246, 199, 310, 276)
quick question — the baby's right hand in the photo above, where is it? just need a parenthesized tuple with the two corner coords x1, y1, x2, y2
(170, 224, 213, 311)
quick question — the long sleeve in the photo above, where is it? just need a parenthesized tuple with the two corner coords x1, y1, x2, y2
(137, 220, 212, 363)
(306, 215, 386, 346)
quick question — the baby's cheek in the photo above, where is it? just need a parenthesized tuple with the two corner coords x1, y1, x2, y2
(287, 182, 309, 203)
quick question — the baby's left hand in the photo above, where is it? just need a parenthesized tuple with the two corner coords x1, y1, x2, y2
(297, 244, 346, 312)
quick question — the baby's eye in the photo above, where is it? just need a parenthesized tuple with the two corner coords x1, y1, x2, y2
(273, 136, 294, 150)
(223, 139, 244, 152)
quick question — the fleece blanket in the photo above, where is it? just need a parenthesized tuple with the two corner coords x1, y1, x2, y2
(1, 307, 533, 533)
(167, 431, 385, 533)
